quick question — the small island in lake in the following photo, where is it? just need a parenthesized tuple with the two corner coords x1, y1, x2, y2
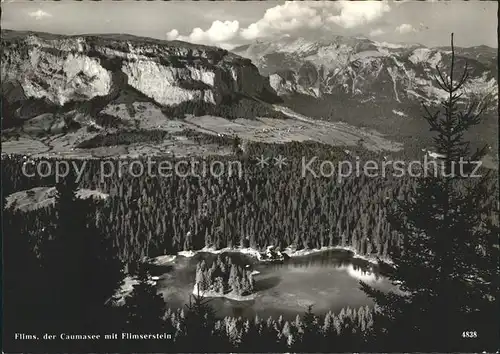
(193, 255, 256, 300)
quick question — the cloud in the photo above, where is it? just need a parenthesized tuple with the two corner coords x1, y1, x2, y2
(369, 28, 385, 37)
(166, 1, 392, 48)
(241, 1, 390, 40)
(166, 20, 239, 49)
(166, 29, 179, 41)
(395, 23, 417, 34)
(28, 9, 52, 20)
(240, 2, 324, 40)
(191, 20, 240, 43)
(327, 1, 390, 29)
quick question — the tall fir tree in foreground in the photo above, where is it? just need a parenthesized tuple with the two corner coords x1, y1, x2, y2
(40, 170, 125, 333)
(2, 197, 44, 335)
(123, 263, 172, 351)
(177, 293, 229, 351)
(124, 264, 167, 331)
(361, 33, 499, 352)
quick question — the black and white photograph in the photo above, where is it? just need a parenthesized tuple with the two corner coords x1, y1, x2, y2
(1, 0, 498, 352)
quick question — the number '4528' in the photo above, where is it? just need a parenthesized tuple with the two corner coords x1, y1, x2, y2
(462, 331, 478, 338)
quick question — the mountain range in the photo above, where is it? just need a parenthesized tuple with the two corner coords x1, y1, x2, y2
(1, 30, 497, 161)
(233, 35, 498, 154)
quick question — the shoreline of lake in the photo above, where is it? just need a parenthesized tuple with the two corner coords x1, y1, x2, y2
(150, 248, 396, 320)
(192, 283, 257, 302)
(151, 245, 392, 266)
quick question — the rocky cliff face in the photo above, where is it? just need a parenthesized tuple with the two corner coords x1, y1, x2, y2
(1, 30, 278, 122)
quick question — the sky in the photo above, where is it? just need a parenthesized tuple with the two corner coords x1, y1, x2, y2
(1, 1, 498, 49)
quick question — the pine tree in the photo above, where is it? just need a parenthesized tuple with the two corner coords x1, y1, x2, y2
(195, 262, 204, 287)
(232, 134, 243, 155)
(179, 294, 228, 351)
(3, 204, 44, 337)
(282, 320, 297, 348)
(39, 171, 87, 331)
(228, 263, 239, 293)
(39, 170, 125, 332)
(214, 276, 224, 294)
(195, 260, 209, 293)
(225, 317, 242, 346)
(124, 264, 166, 331)
(240, 319, 259, 350)
(361, 33, 499, 352)
(296, 305, 321, 351)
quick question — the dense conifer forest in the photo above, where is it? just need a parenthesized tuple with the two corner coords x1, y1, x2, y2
(160, 94, 287, 120)
(2, 149, 411, 262)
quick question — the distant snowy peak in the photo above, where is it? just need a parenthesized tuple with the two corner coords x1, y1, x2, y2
(408, 48, 442, 66)
(232, 36, 497, 104)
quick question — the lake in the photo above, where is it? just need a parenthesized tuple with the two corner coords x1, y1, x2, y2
(154, 249, 395, 320)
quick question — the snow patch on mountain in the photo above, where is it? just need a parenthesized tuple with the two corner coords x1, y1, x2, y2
(392, 109, 407, 117)
(464, 73, 499, 102)
(269, 73, 321, 98)
(279, 37, 319, 55)
(386, 67, 401, 102)
(303, 44, 352, 70)
(372, 41, 415, 49)
(233, 36, 497, 106)
(409, 48, 442, 67)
